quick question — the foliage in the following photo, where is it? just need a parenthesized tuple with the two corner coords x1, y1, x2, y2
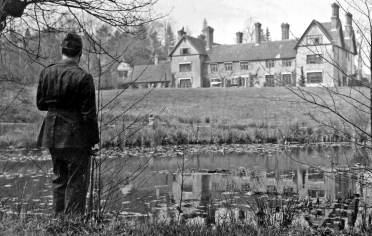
(0, 212, 343, 236)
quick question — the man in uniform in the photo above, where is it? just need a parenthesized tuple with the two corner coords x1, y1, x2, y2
(36, 32, 99, 216)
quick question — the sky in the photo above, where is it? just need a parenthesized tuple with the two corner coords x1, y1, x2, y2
(154, 0, 339, 44)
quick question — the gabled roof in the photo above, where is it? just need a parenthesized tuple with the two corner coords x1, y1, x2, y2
(129, 61, 171, 83)
(295, 20, 333, 49)
(169, 35, 206, 56)
(295, 20, 346, 49)
(206, 39, 297, 63)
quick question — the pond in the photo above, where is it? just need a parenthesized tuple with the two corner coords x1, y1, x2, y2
(0, 144, 371, 229)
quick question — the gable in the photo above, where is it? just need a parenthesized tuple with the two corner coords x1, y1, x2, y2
(172, 38, 200, 56)
(296, 21, 332, 48)
(169, 36, 206, 56)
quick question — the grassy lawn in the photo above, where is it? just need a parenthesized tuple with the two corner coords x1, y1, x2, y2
(102, 87, 325, 127)
(0, 87, 364, 147)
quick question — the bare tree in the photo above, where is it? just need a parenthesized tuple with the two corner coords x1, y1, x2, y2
(0, 0, 159, 33)
(0, 0, 167, 222)
(242, 17, 256, 43)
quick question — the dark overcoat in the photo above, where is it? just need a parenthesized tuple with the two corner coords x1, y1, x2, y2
(36, 59, 99, 148)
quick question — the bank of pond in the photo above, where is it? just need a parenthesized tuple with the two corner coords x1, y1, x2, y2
(1, 144, 372, 235)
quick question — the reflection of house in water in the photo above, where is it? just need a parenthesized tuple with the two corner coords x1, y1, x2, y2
(170, 166, 357, 204)
(267, 167, 357, 200)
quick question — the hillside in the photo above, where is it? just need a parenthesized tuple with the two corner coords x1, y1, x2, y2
(0, 87, 364, 147)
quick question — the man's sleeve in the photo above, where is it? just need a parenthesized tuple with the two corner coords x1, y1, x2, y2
(36, 69, 47, 111)
(80, 73, 100, 146)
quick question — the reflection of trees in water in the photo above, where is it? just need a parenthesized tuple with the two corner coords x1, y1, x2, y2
(352, 147, 370, 167)
(0, 145, 368, 224)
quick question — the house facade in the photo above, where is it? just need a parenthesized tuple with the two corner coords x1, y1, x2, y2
(117, 2, 356, 88)
(295, 3, 357, 87)
(169, 32, 208, 88)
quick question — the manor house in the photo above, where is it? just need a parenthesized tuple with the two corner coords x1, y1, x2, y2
(118, 2, 357, 88)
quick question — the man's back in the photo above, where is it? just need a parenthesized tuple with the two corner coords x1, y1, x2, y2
(37, 60, 87, 111)
(37, 59, 99, 148)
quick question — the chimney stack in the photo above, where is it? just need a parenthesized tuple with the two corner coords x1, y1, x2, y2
(236, 32, 243, 44)
(203, 26, 214, 50)
(331, 3, 340, 30)
(281, 23, 290, 40)
(345, 12, 353, 38)
(177, 27, 186, 41)
(332, 2, 339, 18)
(346, 12, 353, 26)
(254, 22, 261, 45)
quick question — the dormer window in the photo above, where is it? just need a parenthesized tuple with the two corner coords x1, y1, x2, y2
(180, 48, 190, 55)
(307, 35, 323, 45)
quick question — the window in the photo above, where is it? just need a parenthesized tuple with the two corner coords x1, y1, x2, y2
(179, 63, 192, 72)
(306, 54, 323, 64)
(266, 60, 274, 68)
(224, 63, 232, 71)
(179, 78, 192, 88)
(282, 59, 292, 67)
(265, 75, 275, 87)
(180, 48, 190, 55)
(118, 70, 129, 79)
(282, 74, 292, 86)
(307, 35, 323, 45)
(210, 64, 218, 73)
(240, 62, 249, 71)
(307, 72, 323, 83)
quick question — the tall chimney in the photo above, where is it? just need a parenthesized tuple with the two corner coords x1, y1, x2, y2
(345, 12, 353, 38)
(254, 22, 261, 45)
(281, 23, 290, 40)
(177, 27, 186, 41)
(346, 12, 352, 26)
(331, 3, 340, 30)
(236, 32, 243, 44)
(203, 26, 214, 50)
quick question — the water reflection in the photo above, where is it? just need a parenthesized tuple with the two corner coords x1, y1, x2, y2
(1, 145, 371, 229)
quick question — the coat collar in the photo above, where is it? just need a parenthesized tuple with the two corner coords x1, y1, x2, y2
(60, 58, 79, 66)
